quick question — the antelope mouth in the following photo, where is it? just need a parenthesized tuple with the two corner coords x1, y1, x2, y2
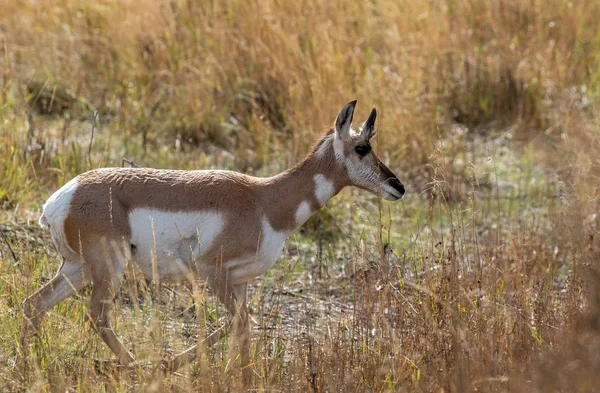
(382, 186, 405, 201)
(381, 180, 405, 201)
(383, 189, 404, 201)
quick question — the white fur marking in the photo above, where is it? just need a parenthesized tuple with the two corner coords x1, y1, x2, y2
(345, 157, 400, 199)
(345, 148, 381, 193)
(228, 216, 287, 284)
(313, 174, 335, 206)
(295, 201, 312, 226)
(39, 176, 79, 255)
(39, 176, 78, 228)
(315, 135, 332, 158)
(129, 209, 225, 280)
(333, 136, 345, 161)
(258, 217, 288, 269)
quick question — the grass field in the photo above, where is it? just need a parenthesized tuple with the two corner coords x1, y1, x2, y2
(1, 0, 600, 391)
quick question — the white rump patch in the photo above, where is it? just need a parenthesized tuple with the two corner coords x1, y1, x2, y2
(128, 209, 225, 280)
(313, 174, 335, 206)
(295, 201, 312, 226)
(40, 177, 78, 228)
(39, 176, 79, 255)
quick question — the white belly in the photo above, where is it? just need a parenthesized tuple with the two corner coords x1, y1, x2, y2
(226, 217, 288, 284)
(128, 210, 288, 284)
(128, 209, 225, 281)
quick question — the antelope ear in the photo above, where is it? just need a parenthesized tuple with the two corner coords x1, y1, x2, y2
(335, 100, 357, 140)
(361, 107, 377, 140)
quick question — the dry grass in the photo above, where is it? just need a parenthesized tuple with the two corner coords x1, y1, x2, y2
(0, 0, 599, 391)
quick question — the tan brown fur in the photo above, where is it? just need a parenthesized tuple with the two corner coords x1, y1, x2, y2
(64, 132, 348, 271)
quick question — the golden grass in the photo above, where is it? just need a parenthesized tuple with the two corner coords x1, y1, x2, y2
(0, 0, 599, 391)
(3, 0, 598, 164)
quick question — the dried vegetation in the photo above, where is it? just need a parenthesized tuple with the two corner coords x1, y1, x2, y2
(0, 0, 599, 391)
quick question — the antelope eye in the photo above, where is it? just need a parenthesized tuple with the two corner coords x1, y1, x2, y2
(355, 145, 371, 156)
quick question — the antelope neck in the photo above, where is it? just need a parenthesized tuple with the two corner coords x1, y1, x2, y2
(260, 137, 347, 233)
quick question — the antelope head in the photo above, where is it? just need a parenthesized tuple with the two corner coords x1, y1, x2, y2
(333, 100, 405, 201)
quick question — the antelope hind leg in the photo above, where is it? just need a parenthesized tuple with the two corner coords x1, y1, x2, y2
(20, 260, 89, 368)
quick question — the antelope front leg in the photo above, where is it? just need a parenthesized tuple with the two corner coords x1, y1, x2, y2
(233, 282, 251, 386)
(163, 279, 251, 384)
(160, 319, 232, 373)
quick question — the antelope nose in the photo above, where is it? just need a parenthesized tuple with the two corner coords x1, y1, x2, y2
(390, 178, 405, 197)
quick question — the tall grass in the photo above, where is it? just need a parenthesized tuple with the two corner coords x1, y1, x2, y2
(2, 0, 599, 168)
(0, 0, 599, 391)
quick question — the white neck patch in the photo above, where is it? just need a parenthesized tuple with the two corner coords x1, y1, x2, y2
(313, 174, 335, 206)
(295, 201, 312, 226)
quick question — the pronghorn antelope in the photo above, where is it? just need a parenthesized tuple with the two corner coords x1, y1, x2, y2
(21, 100, 405, 382)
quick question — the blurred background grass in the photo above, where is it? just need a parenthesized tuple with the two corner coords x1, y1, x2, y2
(0, 0, 600, 391)
(1, 0, 598, 193)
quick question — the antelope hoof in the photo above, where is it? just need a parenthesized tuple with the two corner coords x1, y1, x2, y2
(94, 358, 123, 374)
(93, 358, 138, 375)
(160, 357, 176, 375)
